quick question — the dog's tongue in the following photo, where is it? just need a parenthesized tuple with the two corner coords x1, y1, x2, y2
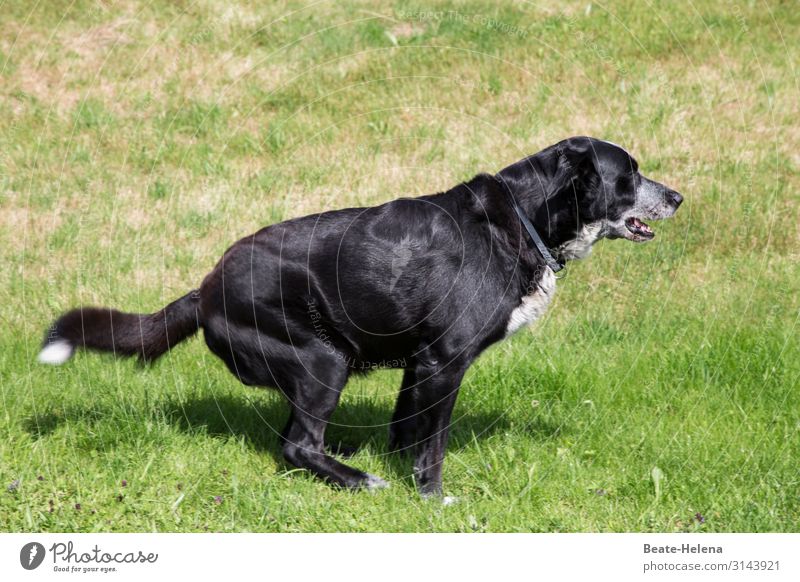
(632, 218, 652, 234)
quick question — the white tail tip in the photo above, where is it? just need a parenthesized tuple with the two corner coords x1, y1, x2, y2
(37, 340, 74, 365)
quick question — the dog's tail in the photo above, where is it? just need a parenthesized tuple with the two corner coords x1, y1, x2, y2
(37, 290, 201, 365)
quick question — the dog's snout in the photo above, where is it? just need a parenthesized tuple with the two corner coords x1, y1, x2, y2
(666, 189, 683, 207)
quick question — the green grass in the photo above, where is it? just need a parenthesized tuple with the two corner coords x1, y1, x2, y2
(1, 0, 798, 532)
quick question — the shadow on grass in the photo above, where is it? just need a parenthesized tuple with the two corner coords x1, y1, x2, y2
(23, 391, 565, 483)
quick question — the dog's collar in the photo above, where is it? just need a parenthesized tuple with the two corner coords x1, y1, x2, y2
(495, 176, 565, 273)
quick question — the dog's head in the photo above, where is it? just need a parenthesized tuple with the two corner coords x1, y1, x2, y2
(570, 137, 683, 239)
(500, 136, 683, 261)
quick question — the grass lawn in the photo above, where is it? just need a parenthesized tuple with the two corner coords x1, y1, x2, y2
(1, 0, 798, 532)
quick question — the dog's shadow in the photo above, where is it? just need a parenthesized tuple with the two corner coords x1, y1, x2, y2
(25, 392, 560, 483)
(154, 394, 518, 479)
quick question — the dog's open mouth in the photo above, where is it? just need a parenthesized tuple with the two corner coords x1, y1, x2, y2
(625, 217, 655, 240)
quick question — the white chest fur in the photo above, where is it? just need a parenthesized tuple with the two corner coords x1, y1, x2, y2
(505, 267, 557, 337)
(555, 222, 603, 261)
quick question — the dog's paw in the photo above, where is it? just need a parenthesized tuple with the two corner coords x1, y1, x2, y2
(364, 473, 390, 491)
(420, 491, 458, 506)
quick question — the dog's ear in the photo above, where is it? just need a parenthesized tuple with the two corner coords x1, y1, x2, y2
(494, 137, 598, 206)
(546, 139, 599, 200)
(533, 139, 605, 237)
(553, 138, 601, 191)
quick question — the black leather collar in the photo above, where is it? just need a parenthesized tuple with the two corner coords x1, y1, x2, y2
(495, 176, 565, 273)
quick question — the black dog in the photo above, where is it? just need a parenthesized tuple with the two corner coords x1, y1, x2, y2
(38, 136, 682, 497)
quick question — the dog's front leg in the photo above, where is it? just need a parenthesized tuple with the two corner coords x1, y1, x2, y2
(389, 369, 417, 454)
(411, 360, 468, 498)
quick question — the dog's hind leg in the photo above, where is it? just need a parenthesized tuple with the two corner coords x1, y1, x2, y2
(280, 363, 389, 490)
